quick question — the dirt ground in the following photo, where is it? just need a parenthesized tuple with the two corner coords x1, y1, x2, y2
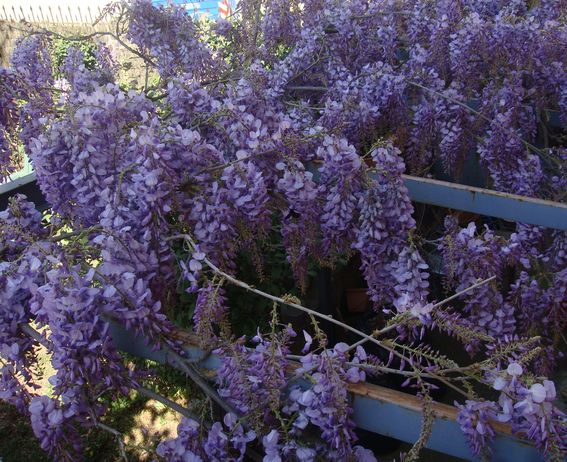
(0, 344, 193, 462)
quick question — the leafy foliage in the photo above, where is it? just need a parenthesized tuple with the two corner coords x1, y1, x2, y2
(50, 38, 98, 78)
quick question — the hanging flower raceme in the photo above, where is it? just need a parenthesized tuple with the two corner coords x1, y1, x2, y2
(126, 0, 220, 79)
(353, 142, 421, 306)
(9, 35, 54, 151)
(441, 218, 516, 347)
(317, 135, 363, 260)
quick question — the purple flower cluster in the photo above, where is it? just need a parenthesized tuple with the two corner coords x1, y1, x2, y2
(490, 362, 567, 456)
(215, 330, 291, 416)
(60, 46, 115, 98)
(10, 36, 53, 90)
(317, 136, 363, 259)
(477, 85, 542, 196)
(266, 27, 324, 99)
(127, 0, 220, 79)
(91, 232, 173, 345)
(441, 215, 567, 370)
(441, 218, 515, 347)
(0, 253, 42, 356)
(0, 69, 25, 181)
(261, 0, 300, 50)
(283, 343, 371, 461)
(320, 62, 406, 144)
(155, 413, 255, 462)
(94, 42, 119, 82)
(61, 47, 93, 97)
(436, 84, 474, 175)
(193, 281, 229, 348)
(405, 91, 443, 173)
(0, 197, 50, 413)
(391, 246, 430, 309)
(8, 36, 53, 150)
(0, 194, 47, 258)
(211, 79, 295, 169)
(190, 161, 270, 271)
(29, 84, 155, 226)
(166, 79, 220, 128)
(27, 262, 137, 455)
(353, 143, 421, 306)
(457, 360, 567, 458)
(456, 400, 498, 456)
(276, 161, 320, 288)
(29, 396, 82, 458)
(214, 328, 376, 461)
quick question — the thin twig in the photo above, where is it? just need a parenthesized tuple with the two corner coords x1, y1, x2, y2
(200, 147, 277, 175)
(19, 324, 48, 347)
(95, 420, 129, 462)
(166, 349, 239, 416)
(285, 354, 466, 380)
(286, 85, 327, 92)
(50, 226, 102, 243)
(345, 275, 497, 352)
(169, 234, 470, 398)
(169, 234, 394, 354)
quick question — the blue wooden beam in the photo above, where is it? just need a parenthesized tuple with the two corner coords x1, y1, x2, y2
(0, 172, 36, 195)
(0, 172, 47, 210)
(3, 171, 567, 230)
(108, 321, 551, 462)
(402, 175, 567, 230)
(350, 382, 544, 462)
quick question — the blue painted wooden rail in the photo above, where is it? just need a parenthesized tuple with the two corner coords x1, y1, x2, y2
(4, 172, 566, 230)
(402, 175, 567, 230)
(108, 321, 547, 462)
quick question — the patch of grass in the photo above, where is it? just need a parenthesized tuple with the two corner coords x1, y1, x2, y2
(0, 401, 50, 462)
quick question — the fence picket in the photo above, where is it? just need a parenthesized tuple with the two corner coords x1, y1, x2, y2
(0, 2, 153, 25)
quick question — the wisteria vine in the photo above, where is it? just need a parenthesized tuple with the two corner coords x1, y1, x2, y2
(0, 0, 566, 460)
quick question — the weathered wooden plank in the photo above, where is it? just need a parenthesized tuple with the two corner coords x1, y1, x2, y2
(350, 381, 543, 462)
(3, 170, 567, 230)
(0, 173, 46, 210)
(108, 321, 549, 462)
(403, 175, 567, 230)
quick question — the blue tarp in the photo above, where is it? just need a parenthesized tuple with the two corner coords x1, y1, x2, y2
(151, 0, 233, 19)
